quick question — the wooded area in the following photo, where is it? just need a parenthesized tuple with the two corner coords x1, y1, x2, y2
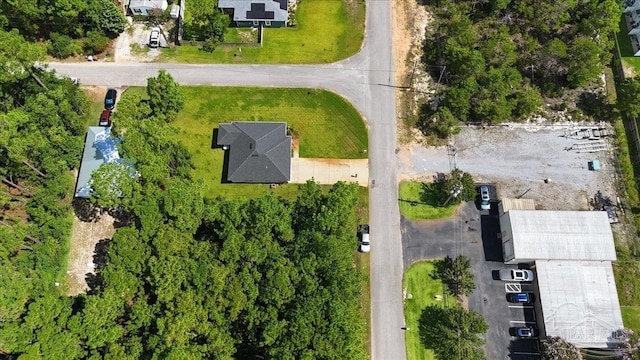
(0, 0, 126, 58)
(0, 32, 367, 358)
(420, 0, 621, 137)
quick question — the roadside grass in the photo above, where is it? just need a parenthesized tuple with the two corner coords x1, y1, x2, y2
(622, 307, 640, 333)
(122, 86, 367, 199)
(86, 96, 105, 129)
(404, 261, 445, 360)
(160, 0, 365, 64)
(355, 187, 371, 357)
(398, 181, 458, 220)
(617, 16, 640, 75)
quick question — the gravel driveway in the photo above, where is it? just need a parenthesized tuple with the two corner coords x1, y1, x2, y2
(399, 124, 618, 211)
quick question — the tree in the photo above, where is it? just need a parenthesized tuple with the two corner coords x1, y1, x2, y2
(146, 70, 184, 121)
(0, 29, 45, 86)
(566, 37, 606, 88)
(617, 77, 640, 119)
(540, 336, 583, 360)
(417, 105, 461, 139)
(431, 255, 476, 297)
(418, 305, 487, 360)
(89, 162, 139, 209)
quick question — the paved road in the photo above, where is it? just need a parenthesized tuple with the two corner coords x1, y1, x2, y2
(50, 1, 405, 358)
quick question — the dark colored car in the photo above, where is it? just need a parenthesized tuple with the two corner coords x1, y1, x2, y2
(512, 326, 538, 338)
(99, 109, 112, 127)
(104, 88, 117, 110)
(506, 292, 534, 304)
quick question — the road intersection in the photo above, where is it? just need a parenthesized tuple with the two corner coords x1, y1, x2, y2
(51, 1, 406, 358)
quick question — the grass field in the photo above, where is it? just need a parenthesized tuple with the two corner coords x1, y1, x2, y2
(404, 261, 446, 360)
(123, 86, 367, 199)
(398, 181, 458, 220)
(160, 0, 365, 64)
(617, 16, 640, 75)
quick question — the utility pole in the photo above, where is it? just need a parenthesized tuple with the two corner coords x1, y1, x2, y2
(529, 64, 535, 84)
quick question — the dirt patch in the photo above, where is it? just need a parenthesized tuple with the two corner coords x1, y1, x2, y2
(65, 207, 116, 296)
(399, 125, 618, 211)
(81, 85, 109, 101)
(391, 0, 433, 145)
(114, 22, 163, 62)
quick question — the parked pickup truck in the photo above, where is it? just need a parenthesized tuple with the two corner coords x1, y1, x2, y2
(499, 269, 534, 282)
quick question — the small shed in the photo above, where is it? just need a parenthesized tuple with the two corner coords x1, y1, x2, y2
(169, 4, 180, 18)
(128, 0, 168, 16)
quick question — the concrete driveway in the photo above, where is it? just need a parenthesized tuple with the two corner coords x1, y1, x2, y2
(290, 158, 368, 186)
(401, 202, 540, 359)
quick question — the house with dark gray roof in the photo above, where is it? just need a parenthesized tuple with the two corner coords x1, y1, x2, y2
(217, 122, 291, 183)
(218, 0, 289, 28)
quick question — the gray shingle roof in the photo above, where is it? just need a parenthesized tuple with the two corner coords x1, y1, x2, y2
(217, 122, 291, 183)
(218, 0, 288, 22)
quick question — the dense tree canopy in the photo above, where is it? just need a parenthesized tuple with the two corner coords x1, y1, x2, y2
(0, 0, 126, 58)
(419, 0, 620, 137)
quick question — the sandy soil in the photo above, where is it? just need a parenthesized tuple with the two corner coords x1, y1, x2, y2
(66, 212, 116, 296)
(398, 124, 618, 211)
(392, 0, 433, 145)
(114, 21, 163, 62)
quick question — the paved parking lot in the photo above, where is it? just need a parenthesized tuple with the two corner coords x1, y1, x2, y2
(401, 202, 541, 359)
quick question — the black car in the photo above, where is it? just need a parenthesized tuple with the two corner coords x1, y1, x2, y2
(104, 88, 117, 110)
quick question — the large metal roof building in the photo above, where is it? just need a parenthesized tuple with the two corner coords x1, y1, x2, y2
(499, 210, 616, 264)
(535, 260, 624, 348)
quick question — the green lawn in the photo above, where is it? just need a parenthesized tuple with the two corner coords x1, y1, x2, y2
(404, 261, 446, 360)
(123, 86, 368, 199)
(617, 15, 640, 75)
(160, 0, 365, 63)
(622, 307, 640, 334)
(399, 181, 459, 220)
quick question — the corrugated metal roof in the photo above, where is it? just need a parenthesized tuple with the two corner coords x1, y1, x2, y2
(74, 127, 123, 198)
(500, 198, 536, 212)
(536, 260, 623, 348)
(506, 210, 616, 261)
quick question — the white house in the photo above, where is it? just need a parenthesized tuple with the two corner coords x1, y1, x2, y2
(128, 0, 168, 16)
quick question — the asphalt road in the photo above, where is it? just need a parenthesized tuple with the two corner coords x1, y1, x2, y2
(50, 1, 406, 359)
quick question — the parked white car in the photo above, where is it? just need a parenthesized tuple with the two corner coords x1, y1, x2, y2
(498, 269, 534, 282)
(359, 224, 370, 253)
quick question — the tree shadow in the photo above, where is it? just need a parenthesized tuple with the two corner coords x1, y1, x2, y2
(85, 238, 110, 295)
(72, 197, 100, 222)
(576, 91, 616, 122)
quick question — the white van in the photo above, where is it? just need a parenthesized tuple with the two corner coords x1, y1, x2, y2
(149, 27, 161, 48)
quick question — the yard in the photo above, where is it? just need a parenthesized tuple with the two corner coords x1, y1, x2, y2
(123, 86, 367, 199)
(160, 0, 365, 64)
(398, 181, 458, 220)
(617, 15, 640, 77)
(403, 261, 446, 360)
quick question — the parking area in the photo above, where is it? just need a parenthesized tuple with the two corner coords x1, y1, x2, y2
(402, 202, 541, 359)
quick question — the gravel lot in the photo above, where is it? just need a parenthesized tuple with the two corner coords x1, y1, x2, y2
(398, 124, 618, 211)
(113, 22, 163, 62)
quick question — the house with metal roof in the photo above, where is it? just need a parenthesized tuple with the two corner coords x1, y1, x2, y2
(216, 122, 291, 183)
(128, 0, 168, 16)
(218, 0, 289, 28)
(74, 127, 125, 198)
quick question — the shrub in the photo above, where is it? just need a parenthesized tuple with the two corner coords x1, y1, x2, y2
(83, 31, 110, 55)
(48, 32, 80, 58)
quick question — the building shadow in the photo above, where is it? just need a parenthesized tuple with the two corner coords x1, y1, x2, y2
(481, 214, 503, 262)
